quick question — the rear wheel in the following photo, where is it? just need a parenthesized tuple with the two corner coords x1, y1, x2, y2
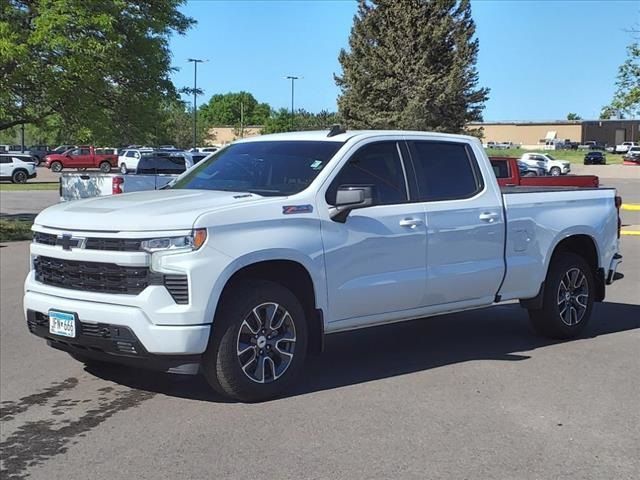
(527, 252, 595, 339)
(50, 161, 63, 172)
(550, 166, 561, 176)
(99, 161, 112, 173)
(11, 169, 28, 183)
(202, 280, 308, 402)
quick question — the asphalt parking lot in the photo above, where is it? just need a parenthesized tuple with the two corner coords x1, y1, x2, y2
(1, 175, 639, 479)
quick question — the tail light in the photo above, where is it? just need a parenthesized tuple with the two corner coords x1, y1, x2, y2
(615, 195, 622, 238)
(112, 176, 124, 194)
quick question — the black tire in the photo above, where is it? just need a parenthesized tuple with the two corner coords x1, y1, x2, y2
(120, 163, 128, 174)
(50, 161, 63, 172)
(33, 157, 41, 167)
(11, 169, 28, 184)
(99, 161, 112, 173)
(528, 252, 595, 339)
(550, 166, 561, 176)
(202, 280, 308, 402)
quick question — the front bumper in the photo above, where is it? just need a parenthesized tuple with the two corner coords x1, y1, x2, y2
(26, 309, 202, 374)
(24, 290, 211, 357)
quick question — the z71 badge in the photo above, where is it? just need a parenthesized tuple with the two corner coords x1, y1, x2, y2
(282, 205, 313, 215)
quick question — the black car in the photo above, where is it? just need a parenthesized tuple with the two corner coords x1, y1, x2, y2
(584, 151, 606, 165)
(27, 145, 52, 164)
(136, 154, 186, 175)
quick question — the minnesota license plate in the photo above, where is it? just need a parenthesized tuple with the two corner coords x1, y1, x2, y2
(49, 310, 76, 338)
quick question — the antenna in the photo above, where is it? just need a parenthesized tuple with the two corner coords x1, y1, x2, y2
(327, 124, 346, 137)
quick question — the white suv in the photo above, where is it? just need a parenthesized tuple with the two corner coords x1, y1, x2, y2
(0, 154, 37, 183)
(520, 153, 571, 176)
(118, 148, 154, 174)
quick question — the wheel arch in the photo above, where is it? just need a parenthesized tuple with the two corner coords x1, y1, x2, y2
(211, 258, 325, 355)
(521, 233, 603, 309)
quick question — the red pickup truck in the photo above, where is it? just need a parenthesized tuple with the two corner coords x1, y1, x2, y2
(44, 146, 117, 173)
(490, 157, 599, 188)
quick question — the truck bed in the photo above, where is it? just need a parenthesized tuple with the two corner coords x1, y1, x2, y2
(501, 185, 613, 194)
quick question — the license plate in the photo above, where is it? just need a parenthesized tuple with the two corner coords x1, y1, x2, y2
(49, 310, 76, 338)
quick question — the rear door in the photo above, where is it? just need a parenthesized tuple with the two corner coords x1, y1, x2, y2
(405, 140, 505, 308)
(0, 156, 11, 177)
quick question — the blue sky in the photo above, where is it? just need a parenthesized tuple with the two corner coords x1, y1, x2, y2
(169, 0, 639, 121)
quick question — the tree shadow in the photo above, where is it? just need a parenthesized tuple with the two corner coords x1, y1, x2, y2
(87, 301, 640, 403)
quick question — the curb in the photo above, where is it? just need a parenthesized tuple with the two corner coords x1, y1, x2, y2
(621, 204, 640, 212)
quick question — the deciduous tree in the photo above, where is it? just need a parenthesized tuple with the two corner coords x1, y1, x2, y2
(0, 0, 194, 144)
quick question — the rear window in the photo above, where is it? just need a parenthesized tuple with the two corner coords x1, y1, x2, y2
(408, 141, 483, 201)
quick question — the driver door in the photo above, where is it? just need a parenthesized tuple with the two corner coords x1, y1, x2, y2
(321, 141, 428, 326)
(67, 147, 91, 168)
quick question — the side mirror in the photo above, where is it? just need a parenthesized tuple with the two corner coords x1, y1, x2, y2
(330, 185, 374, 223)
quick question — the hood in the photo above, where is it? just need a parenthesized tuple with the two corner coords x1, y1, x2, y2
(35, 189, 268, 232)
(45, 153, 66, 162)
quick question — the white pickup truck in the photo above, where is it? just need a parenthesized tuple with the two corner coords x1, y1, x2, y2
(24, 130, 622, 402)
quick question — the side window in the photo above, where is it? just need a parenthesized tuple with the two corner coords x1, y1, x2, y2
(490, 160, 509, 178)
(326, 142, 408, 206)
(0, 157, 10, 164)
(126, 151, 136, 158)
(408, 141, 483, 201)
(69, 148, 81, 156)
(80, 148, 91, 155)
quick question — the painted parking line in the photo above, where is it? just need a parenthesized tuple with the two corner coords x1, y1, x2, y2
(621, 231, 640, 236)
(621, 204, 640, 211)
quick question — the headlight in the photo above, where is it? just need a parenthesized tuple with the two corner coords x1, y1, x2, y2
(141, 228, 207, 253)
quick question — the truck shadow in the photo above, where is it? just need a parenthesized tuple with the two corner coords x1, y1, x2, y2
(86, 301, 640, 403)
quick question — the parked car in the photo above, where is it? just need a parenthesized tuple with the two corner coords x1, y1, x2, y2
(517, 161, 544, 177)
(490, 157, 598, 187)
(136, 153, 188, 175)
(0, 144, 27, 153)
(0, 154, 37, 183)
(614, 141, 637, 154)
(561, 140, 580, 150)
(25, 129, 622, 402)
(44, 146, 117, 173)
(520, 152, 571, 176)
(584, 151, 607, 165)
(622, 146, 640, 161)
(117, 148, 154, 174)
(578, 141, 606, 151)
(27, 145, 52, 164)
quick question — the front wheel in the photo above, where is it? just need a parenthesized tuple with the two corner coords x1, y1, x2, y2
(50, 161, 63, 172)
(202, 280, 308, 402)
(11, 169, 28, 184)
(120, 163, 128, 174)
(550, 166, 561, 176)
(527, 252, 595, 339)
(99, 161, 112, 173)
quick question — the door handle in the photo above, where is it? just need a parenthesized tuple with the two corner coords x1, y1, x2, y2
(479, 212, 499, 223)
(399, 218, 423, 228)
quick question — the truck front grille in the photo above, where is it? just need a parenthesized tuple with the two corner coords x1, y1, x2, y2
(33, 256, 150, 295)
(33, 232, 144, 252)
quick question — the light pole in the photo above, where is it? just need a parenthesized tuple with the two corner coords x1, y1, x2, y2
(188, 58, 206, 148)
(285, 75, 300, 130)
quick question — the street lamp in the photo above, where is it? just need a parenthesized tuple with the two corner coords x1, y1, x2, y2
(285, 75, 301, 130)
(188, 58, 206, 148)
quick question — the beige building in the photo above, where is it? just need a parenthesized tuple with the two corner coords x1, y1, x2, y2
(468, 119, 640, 147)
(205, 126, 262, 145)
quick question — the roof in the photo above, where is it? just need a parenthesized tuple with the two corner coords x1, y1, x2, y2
(235, 129, 480, 144)
(468, 119, 639, 126)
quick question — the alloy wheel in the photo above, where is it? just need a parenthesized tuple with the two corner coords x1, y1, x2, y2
(236, 302, 296, 384)
(557, 267, 589, 326)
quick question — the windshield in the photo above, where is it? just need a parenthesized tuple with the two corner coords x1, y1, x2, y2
(171, 140, 343, 196)
(546, 154, 556, 160)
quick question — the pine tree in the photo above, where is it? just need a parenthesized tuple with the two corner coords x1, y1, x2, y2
(335, 0, 489, 133)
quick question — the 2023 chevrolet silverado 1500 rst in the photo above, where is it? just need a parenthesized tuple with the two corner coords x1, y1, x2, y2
(24, 130, 623, 402)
